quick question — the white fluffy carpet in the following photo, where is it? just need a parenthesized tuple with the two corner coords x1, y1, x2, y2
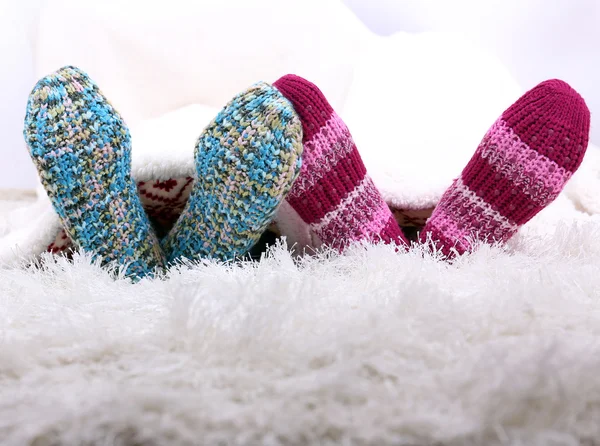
(2, 198, 600, 446)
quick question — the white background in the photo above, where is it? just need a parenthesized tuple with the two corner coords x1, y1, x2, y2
(1, 0, 599, 189)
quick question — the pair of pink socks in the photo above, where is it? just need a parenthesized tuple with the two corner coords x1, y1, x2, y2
(273, 75, 590, 255)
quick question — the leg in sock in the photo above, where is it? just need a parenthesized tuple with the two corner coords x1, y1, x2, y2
(420, 79, 590, 256)
(24, 66, 165, 278)
(273, 74, 408, 250)
(161, 82, 303, 263)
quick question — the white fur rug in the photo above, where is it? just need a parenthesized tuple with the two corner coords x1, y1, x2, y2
(1, 198, 600, 446)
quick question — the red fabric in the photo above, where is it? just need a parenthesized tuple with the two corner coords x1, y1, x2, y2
(138, 177, 194, 235)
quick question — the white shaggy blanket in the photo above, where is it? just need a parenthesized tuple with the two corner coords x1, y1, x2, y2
(1, 196, 600, 446)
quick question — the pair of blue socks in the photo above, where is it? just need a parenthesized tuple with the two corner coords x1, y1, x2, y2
(24, 66, 303, 279)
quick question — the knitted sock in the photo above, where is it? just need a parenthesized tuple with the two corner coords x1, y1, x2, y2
(273, 74, 408, 250)
(161, 82, 303, 263)
(23, 66, 165, 278)
(420, 79, 590, 256)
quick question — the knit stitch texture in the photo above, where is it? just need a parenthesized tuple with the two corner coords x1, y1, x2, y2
(273, 74, 408, 250)
(161, 82, 303, 263)
(421, 79, 590, 256)
(23, 66, 165, 278)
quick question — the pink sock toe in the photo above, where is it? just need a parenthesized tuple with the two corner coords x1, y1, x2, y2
(421, 79, 591, 256)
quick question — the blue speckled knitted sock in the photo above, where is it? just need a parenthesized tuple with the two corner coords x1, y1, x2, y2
(23, 66, 165, 279)
(161, 82, 303, 263)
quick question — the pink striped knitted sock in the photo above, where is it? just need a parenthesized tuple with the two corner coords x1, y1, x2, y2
(420, 79, 590, 256)
(273, 74, 408, 250)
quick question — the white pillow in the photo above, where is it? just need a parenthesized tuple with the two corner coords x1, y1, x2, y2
(129, 104, 219, 182)
(343, 31, 522, 211)
(34, 0, 368, 127)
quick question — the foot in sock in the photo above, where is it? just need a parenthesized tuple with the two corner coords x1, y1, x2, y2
(273, 74, 408, 250)
(420, 79, 590, 256)
(161, 82, 303, 263)
(24, 66, 165, 278)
